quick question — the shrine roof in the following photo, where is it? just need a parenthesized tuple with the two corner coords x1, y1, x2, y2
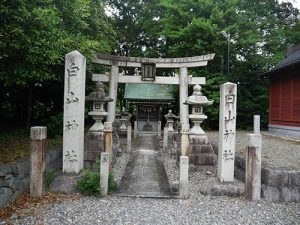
(262, 43, 300, 77)
(124, 84, 174, 101)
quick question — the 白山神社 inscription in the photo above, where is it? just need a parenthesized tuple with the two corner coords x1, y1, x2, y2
(63, 51, 86, 174)
(218, 82, 237, 182)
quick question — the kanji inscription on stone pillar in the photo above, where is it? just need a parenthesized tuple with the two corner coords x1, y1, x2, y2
(217, 82, 237, 182)
(63, 50, 86, 174)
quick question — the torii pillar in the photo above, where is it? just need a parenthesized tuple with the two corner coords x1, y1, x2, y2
(107, 65, 118, 122)
(179, 67, 189, 125)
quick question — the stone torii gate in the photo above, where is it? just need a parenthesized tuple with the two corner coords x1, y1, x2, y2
(63, 51, 214, 174)
(92, 53, 215, 125)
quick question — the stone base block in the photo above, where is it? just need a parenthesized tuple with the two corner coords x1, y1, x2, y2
(190, 144, 215, 154)
(200, 177, 244, 197)
(84, 132, 104, 168)
(84, 151, 101, 161)
(49, 173, 81, 194)
(261, 185, 280, 202)
(189, 135, 209, 144)
(190, 154, 217, 165)
(189, 136, 217, 166)
(261, 185, 300, 203)
(234, 167, 245, 182)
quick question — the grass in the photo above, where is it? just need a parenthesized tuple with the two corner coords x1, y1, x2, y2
(46, 169, 57, 189)
(0, 128, 62, 164)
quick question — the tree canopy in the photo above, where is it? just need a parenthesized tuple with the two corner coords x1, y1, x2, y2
(1, 0, 115, 126)
(1, 0, 299, 129)
(107, 0, 300, 128)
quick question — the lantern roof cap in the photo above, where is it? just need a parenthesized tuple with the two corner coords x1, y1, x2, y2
(184, 84, 213, 106)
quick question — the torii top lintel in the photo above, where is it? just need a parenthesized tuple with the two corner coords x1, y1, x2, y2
(92, 53, 215, 68)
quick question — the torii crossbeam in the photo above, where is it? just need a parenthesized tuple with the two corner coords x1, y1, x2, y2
(92, 53, 215, 124)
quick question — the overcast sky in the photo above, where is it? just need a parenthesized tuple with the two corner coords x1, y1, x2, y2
(280, 0, 300, 9)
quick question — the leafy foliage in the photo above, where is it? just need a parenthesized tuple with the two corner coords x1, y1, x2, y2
(46, 169, 57, 189)
(1, 0, 300, 129)
(107, 0, 300, 129)
(0, 0, 116, 126)
(42, 112, 63, 138)
(76, 169, 101, 196)
(76, 168, 118, 196)
(0, 127, 62, 163)
(108, 171, 118, 193)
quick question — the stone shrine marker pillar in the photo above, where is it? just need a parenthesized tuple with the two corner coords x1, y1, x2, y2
(245, 133, 262, 201)
(217, 82, 237, 182)
(180, 156, 189, 199)
(253, 115, 260, 134)
(30, 126, 47, 197)
(63, 50, 86, 174)
(104, 122, 113, 168)
(100, 152, 109, 196)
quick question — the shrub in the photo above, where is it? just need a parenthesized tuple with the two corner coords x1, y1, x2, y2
(76, 168, 118, 196)
(42, 112, 63, 138)
(76, 169, 100, 196)
(46, 169, 56, 189)
(108, 171, 118, 193)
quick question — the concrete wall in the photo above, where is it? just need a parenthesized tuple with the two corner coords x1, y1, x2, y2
(0, 146, 62, 208)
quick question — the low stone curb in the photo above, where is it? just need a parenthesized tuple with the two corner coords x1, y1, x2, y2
(211, 141, 300, 203)
(0, 146, 62, 208)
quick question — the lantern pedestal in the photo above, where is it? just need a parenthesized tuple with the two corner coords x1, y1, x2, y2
(88, 111, 108, 133)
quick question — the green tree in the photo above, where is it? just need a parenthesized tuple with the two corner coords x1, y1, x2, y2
(106, 0, 299, 129)
(0, 0, 116, 127)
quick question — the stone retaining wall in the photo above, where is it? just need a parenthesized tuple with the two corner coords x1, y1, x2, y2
(211, 142, 300, 202)
(0, 146, 62, 208)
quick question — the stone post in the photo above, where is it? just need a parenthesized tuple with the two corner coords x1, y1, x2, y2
(179, 67, 189, 125)
(181, 123, 190, 156)
(163, 126, 168, 150)
(100, 152, 109, 196)
(180, 156, 189, 199)
(157, 121, 161, 137)
(217, 82, 237, 182)
(127, 125, 132, 151)
(253, 115, 260, 134)
(107, 65, 118, 122)
(63, 50, 86, 174)
(30, 126, 47, 197)
(103, 122, 113, 168)
(245, 133, 262, 201)
(134, 121, 138, 138)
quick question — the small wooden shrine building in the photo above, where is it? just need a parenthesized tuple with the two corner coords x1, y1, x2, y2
(124, 83, 174, 132)
(262, 43, 300, 137)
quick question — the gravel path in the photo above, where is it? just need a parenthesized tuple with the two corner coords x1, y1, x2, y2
(8, 134, 300, 224)
(13, 182, 300, 225)
(206, 131, 300, 170)
(117, 135, 171, 197)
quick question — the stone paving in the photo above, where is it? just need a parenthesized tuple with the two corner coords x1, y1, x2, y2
(117, 134, 171, 197)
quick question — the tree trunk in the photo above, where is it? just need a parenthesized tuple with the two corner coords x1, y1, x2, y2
(220, 57, 224, 75)
(26, 84, 33, 129)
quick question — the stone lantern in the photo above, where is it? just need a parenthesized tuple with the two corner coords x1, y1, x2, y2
(184, 84, 216, 165)
(184, 84, 213, 135)
(164, 110, 177, 132)
(86, 81, 112, 133)
(119, 107, 130, 131)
